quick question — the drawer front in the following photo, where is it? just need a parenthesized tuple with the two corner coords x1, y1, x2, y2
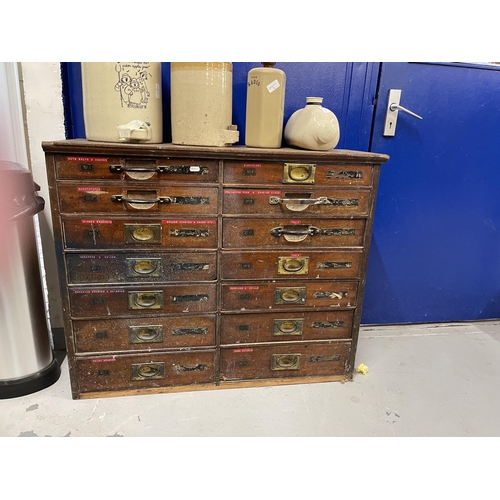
(221, 281, 358, 311)
(223, 161, 373, 186)
(223, 188, 370, 216)
(74, 315, 216, 352)
(66, 252, 217, 284)
(58, 185, 219, 215)
(69, 284, 217, 318)
(221, 250, 363, 280)
(223, 218, 365, 248)
(220, 342, 351, 381)
(55, 154, 219, 182)
(62, 218, 218, 249)
(220, 310, 354, 344)
(77, 350, 216, 393)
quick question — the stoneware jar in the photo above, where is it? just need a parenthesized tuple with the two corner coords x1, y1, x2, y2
(81, 62, 163, 143)
(170, 62, 239, 147)
(284, 97, 340, 151)
(245, 62, 286, 148)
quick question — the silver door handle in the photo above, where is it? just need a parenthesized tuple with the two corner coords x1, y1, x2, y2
(389, 103, 422, 120)
(383, 89, 423, 137)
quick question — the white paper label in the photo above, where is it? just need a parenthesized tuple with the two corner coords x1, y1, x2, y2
(267, 79, 280, 93)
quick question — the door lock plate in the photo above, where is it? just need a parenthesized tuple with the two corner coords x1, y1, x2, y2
(383, 89, 402, 137)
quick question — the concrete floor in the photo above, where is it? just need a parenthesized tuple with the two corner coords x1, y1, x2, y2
(1, 321, 499, 437)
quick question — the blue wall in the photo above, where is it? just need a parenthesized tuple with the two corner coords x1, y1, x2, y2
(62, 62, 379, 151)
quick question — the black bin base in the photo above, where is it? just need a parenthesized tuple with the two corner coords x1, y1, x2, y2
(0, 358, 61, 399)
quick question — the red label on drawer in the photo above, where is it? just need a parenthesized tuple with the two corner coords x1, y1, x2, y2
(91, 358, 116, 363)
(79, 255, 116, 259)
(242, 164, 261, 167)
(67, 156, 108, 162)
(289, 220, 301, 224)
(81, 220, 112, 224)
(72, 289, 125, 294)
(163, 220, 216, 224)
(225, 189, 281, 195)
(77, 187, 104, 192)
(229, 286, 259, 290)
(233, 348, 253, 353)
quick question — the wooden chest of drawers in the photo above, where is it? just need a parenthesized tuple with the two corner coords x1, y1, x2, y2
(42, 140, 388, 399)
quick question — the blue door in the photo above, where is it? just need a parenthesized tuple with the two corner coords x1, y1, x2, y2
(363, 62, 500, 324)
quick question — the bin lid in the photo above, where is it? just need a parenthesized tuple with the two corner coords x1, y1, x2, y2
(0, 161, 44, 221)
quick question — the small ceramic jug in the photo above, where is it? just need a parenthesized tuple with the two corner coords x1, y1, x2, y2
(284, 97, 340, 151)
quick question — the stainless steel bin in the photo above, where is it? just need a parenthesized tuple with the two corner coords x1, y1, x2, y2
(0, 161, 60, 398)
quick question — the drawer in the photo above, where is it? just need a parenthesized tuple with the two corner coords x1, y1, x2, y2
(77, 350, 216, 393)
(223, 160, 373, 186)
(74, 315, 216, 352)
(220, 342, 351, 381)
(222, 218, 365, 248)
(221, 280, 358, 311)
(55, 154, 219, 182)
(69, 284, 217, 318)
(58, 185, 219, 215)
(221, 250, 363, 280)
(62, 217, 218, 250)
(220, 310, 354, 344)
(66, 252, 217, 284)
(223, 188, 370, 216)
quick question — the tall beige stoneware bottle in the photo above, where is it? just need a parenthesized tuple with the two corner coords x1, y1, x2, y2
(245, 63, 286, 148)
(81, 62, 163, 143)
(170, 62, 239, 147)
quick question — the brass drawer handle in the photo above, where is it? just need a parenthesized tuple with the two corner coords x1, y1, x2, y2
(280, 289, 301, 302)
(274, 287, 307, 304)
(125, 224, 162, 244)
(271, 225, 320, 241)
(131, 362, 165, 380)
(129, 325, 164, 343)
(277, 256, 310, 274)
(110, 165, 162, 173)
(271, 354, 301, 371)
(273, 319, 304, 336)
(128, 291, 163, 310)
(130, 258, 160, 275)
(283, 163, 316, 184)
(283, 258, 305, 272)
(134, 292, 159, 307)
(111, 195, 172, 204)
(269, 196, 329, 206)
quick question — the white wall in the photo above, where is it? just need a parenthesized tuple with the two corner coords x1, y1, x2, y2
(0, 63, 28, 165)
(16, 62, 66, 328)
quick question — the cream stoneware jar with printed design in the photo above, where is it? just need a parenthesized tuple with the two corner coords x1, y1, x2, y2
(170, 62, 239, 147)
(284, 97, 340, 151)
(82, 62, 163, 143)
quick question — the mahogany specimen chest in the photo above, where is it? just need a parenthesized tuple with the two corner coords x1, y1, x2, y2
(42, 140, 389, 399)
